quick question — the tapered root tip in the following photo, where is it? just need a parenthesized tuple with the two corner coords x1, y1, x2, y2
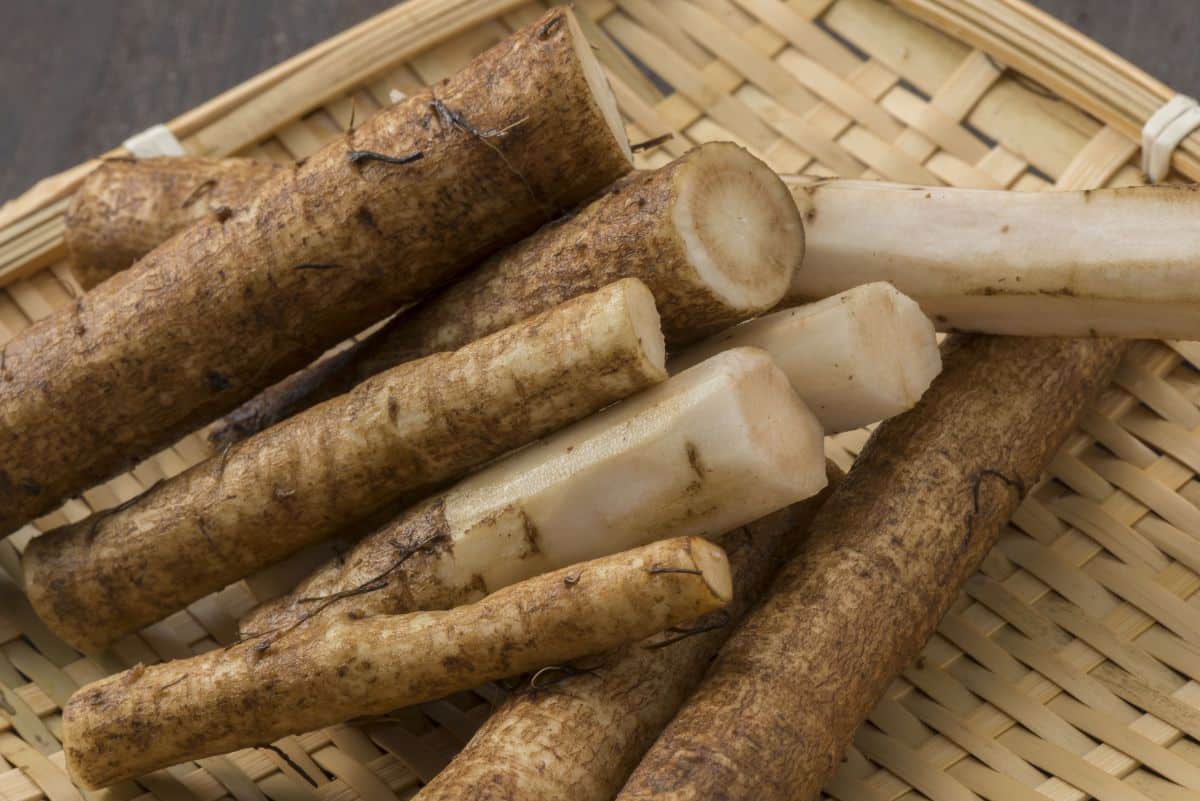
(688, 537, 733, 603)
(673, 142, 805, 312)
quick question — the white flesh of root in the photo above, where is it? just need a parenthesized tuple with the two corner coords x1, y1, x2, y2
(243, 346, 828, 636)
(673, 283, 941, 432)
(437, 347, 827, 595)
(786, 176, 1200, 338)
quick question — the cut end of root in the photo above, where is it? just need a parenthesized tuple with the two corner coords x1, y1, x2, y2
(714, 347, 828, 500)
(844, 283, 942, 413)
(618, 277, 668, 375)
(687, 537, 733, 603)
(671, 284, 942, 432)
(565, 9, 632, 164)
(672, 143, 804, 314)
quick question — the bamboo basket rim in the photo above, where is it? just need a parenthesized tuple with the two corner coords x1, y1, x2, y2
(4, 0, 1199, 233)
(2, 2, 1200, 801)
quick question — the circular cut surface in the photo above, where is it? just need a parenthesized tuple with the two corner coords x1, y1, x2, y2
(672, 143, 804, 311)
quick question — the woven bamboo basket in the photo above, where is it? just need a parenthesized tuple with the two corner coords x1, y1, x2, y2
(2, 1, 1199, 799)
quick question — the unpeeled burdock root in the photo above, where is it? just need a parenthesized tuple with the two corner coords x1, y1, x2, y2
(240, 346, 827, 637)
(212, 141, 803, 445)
(414, 466, 840, 801)
(66, 156, 284, 288)
(63, 537, 732, 789)
(616, 335, 1125, 801)
(25, 279, 667, 652)
(0, 6, 631, 535)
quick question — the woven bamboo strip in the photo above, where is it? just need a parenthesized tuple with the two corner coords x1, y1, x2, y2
(893, 0, 1200, 179)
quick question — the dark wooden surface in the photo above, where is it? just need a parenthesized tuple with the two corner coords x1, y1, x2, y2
(2, 0, 1198, 202)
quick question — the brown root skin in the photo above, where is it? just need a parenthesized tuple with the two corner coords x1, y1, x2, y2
(238, 346, 827, 640)
(65, 157, 284, 289)
(62, 537, 731, 790)
(205, 338, 369, 449)
(209, 142, 802, 446)
(23, 279, 665, 653)
(235, 485, 462, 638)
(615, 336, 1126, 801)
(0, 6, 632, 537)
(414, 466, 840, 801)
(351, 143, 792, 371)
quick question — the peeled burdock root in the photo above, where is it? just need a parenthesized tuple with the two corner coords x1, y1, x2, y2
(66, 157, 284, 288)
(787, 176, 1200, 338)
(24, 279, 667, 653)
(414, 467, 839, 801)
(674, 282, 941, 432)
(240, 347, 827, 637)
(0, 7, 632, 535)
(616, 335, 1126, 801)
(62, 537, 732, 789)
(211, 141, 804, 446)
